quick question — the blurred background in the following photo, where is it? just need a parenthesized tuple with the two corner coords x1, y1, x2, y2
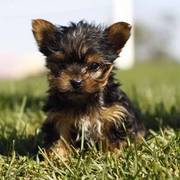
(0, 1, 180, 175)
(0, 0, 180, 79)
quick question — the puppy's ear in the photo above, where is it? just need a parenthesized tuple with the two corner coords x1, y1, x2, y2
(105, 22, 131, 53)
(32, 19, 58, 56)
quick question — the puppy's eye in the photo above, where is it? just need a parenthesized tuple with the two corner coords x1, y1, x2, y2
(88, 62, 100, 71)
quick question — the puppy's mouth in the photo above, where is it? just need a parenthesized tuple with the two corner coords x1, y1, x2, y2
(70, 91, 92, 99)
(63, 88, 94, 101)
(57, 87, 98, 104)
(62, 92, 89, 105)
(69, 88, 83, 95)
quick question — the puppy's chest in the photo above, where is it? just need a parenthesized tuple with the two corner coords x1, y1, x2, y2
(74, 113, 102, 143)
(57, 104, 128, 143)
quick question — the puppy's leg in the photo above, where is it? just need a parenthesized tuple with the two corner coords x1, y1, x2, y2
(41, 113, 71, 159)
(100, 103, 145, 151)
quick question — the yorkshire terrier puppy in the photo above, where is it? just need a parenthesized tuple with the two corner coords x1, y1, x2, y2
(32, 19, 145, 157)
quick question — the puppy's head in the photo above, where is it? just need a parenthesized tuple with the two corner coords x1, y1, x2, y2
(32, 19, 131, 101)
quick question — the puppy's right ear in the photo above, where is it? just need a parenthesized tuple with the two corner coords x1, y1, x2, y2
(32, 19, 58, 56)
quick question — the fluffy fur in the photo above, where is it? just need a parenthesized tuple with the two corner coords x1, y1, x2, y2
(32, 19, 145, 157)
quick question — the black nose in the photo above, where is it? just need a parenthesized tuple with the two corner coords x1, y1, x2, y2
(70, 79, 82, 89)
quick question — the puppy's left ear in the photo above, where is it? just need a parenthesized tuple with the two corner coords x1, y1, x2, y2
(105, 22, 131, 53)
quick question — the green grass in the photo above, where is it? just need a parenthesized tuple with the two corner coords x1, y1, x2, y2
(0, 63, 180, 179)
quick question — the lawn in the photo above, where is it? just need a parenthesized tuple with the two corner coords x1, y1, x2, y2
(0, 63, 179, 179)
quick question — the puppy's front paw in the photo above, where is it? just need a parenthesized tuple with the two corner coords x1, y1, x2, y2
(44, 140, 71, 161)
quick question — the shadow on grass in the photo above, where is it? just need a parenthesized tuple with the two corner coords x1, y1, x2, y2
(0, 93, 179, 157)
(0, 93, 45, 111)
(0, 130, 43, 157)
(0, 93, 45, 157)
(134, 101, 180, 131)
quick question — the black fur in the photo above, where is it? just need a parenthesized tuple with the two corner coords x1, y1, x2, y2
(44, 21, 118, 62)
(32, 20, 145, 151)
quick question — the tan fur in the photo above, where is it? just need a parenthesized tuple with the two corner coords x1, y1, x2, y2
(85, 53, 102, 63)
(48, 72, 72, 92)
(32, 19, 55, 48)
(100, 104, 128, 123)
(46, 139, 70, 160)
